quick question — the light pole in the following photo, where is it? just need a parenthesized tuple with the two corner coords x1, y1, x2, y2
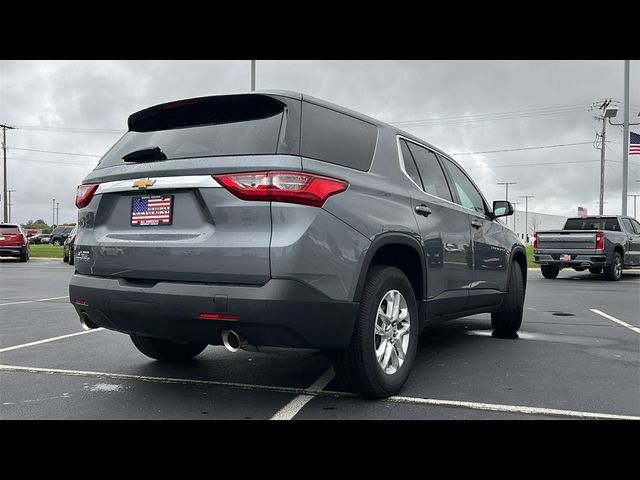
(628, 194, 639, 219)
(55, 202, 60, 226)
(250, 60, 255, 92)
(520, 195, 535, 243)
(604, 60, 640, 216)
(497, 182, 517, 228)
(52, 198, 56, 227)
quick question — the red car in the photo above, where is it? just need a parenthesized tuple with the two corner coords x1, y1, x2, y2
(0, 223, 30, 262)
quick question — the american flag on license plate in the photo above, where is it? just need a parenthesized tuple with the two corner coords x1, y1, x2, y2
(131, 196, 172, 225)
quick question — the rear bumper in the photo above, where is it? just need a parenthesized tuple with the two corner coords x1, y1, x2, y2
(534, 253, 608, 268)
(69, 274, 358, 350)
(0, 246, 25, 257)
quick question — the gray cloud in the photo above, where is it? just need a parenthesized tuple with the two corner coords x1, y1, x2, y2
(1, 60, 638, 225)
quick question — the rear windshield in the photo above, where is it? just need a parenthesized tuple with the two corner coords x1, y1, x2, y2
(0, 225, 19, 232)
(564, 218, 621, 231)
(96, 95, 286, 169)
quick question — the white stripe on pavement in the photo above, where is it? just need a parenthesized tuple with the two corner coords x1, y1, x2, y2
(0, 295, 69, 307)
(1, 364, 638, 420)
(270, 368, 335, 420)
(0, 329, 104, 353)
(590, 309, 640, 334)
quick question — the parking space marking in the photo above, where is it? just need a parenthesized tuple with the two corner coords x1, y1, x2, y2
(270, 367, 335, 420)
(1, 364, 638, 420)
(590, 309, 640, 334)
(0, 329, 104, 353)
(0, 296, 69, 307)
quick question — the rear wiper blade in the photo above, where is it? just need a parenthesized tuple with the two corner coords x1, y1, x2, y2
(122, 146, 167, 162)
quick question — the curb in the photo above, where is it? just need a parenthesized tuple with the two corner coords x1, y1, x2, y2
(30, 257, 64, 261)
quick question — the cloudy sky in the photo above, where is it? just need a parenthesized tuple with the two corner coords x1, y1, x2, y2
(1, 60, 639, 225)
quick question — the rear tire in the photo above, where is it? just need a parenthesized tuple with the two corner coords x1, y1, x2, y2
(19, 248, 29, 263)
(491, 262, 525, 336)
(52, 239, 61, 246)
(604, 252, 623, 281)
(332, 265, 418, 399)
(588, 267, 602, 274)
(130, 335, 207, 362)
(540, 265, 559, 279)
(68, 247, 74, 266)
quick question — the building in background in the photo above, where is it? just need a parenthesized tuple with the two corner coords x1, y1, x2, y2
(509, 210, 568, 244)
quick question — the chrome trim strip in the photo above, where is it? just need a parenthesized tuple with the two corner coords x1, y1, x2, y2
(95, 175, 222, 194)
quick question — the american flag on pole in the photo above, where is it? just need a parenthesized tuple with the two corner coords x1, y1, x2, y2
(131, 196, 172, 225)
(577, 206, 588, 218)
(630, 131, 640, 155)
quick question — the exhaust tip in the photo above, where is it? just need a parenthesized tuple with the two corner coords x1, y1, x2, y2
(79, 312, 97, 331)
(221, 329, 242, 352)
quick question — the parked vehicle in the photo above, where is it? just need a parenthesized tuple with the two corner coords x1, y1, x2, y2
(534, 215, 640, 281)
(49, 226, 74, 246)
(0, 223, 29, 262)
(69, 91, 527, 398)
(63, 226, 78, 265)
(29, 233, 51, 244)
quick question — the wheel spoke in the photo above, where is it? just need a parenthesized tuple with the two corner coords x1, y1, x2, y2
(381, 342, 392, 369)
(392, 291, 400, 320)
(376, 338, 388, 360)
(398, 308, 408, 321)
(395, 343, 405, 362)
(389, 345, 399, 371)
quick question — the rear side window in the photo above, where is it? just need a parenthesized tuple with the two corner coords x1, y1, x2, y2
(621, 218, 634, 233)
(399, 140, 423, 188)
(564, 218, 621, 231)
(442, 158, 487, 214)
(96, 95, 287, 169)
(301, 102, 377, 171)
(405, 142, 452, 201)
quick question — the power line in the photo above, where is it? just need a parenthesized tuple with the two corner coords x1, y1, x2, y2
(6, 157, 97, 167)
(12, 125, 125, 134)
(451, 141, 593, 156)
(463, 158, 640, 169)
(8, 147, 102, 157)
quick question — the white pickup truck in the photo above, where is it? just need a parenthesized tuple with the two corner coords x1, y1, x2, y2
(534, 215, 640, 281)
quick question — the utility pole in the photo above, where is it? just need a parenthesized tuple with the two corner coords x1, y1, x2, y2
(628, 194, 639, 220)
(622, 60, 630, 216)
(596, 99, 612, 216)
(55, 202, 60, 226)
(250, 60, 256, 92)
(7, 189, 15, 223)
(520, 195, 535, 244)
(1, 124, 15, 223)
(497, 181, 517, 228)
(52, 198, 56, 227)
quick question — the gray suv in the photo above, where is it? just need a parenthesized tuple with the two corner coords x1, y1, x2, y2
(70, 91, 527, 398)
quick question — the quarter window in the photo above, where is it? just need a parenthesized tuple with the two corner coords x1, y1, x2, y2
(399, 140, 423, 189)
(406, 142, 453, 201)
(442, 158, 487, 214)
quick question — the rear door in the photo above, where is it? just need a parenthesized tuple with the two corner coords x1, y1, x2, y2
(621, 218, 640, 265)
(397, 137, 472, 317)
(74, 94, 301, 285)
(440, 156, 509, 308)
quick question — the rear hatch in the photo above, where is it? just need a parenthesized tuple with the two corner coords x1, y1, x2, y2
(0, 226, 24, 247)
(74, 93, 302, 285)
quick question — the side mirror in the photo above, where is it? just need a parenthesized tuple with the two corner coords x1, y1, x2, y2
(493, 200, 514, 218)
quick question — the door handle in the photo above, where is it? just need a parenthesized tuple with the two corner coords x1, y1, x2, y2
(415, 205, 432, 217)
(471, 219, 482, 229)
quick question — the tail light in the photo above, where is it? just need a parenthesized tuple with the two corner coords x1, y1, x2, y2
(76, 184, 99, 208)
(213, 171, 348, 207)
(533, 232, 538, 249)
(595, 231, 605, 250)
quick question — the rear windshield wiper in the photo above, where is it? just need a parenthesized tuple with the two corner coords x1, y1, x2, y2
(122, 146, 167, 162)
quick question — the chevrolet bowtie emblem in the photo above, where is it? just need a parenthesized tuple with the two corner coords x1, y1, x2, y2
(133, 178, 156, 189)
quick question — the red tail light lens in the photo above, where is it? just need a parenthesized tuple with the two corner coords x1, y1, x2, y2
(76, 184, 99, 208)
(595, 231, 605, 250)
(533, 232, 538, 249)
(213, 171, 348, 207)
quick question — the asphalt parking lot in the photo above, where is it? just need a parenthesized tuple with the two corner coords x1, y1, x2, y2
(1, 258, 638, 420)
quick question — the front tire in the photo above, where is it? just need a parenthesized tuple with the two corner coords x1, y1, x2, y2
(130, 334, 207, 362)
(52, 239, 61, 246)
(604, 252, 623, 281)
(491, 261, 525, 336)
(332, 266, 418, 399)
(541, 265, 560, 279)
